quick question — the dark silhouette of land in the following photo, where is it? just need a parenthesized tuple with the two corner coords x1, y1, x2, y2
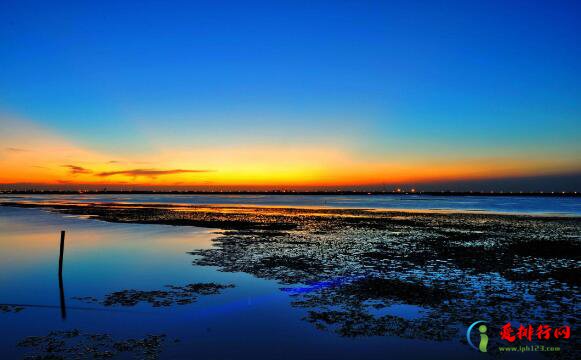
(0, 190, 578, 197)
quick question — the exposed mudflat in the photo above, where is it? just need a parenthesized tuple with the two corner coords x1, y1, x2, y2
(0, 305, 25, 313)
(73, 283, 234, 307)
(2, 201, 579, 356)
(18, 330, 168, 359)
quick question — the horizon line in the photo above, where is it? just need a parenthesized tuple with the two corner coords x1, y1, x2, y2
(1, 189, 579, 197)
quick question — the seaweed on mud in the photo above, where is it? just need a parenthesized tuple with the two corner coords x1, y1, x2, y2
(3, 201, 580, 356)
(0, 304, 24, 313)
(260, 255, 325, 273)
(75, 283, 234, 307)
(305, 309, 457, 340)
(335, 277, 455, 306)
(506, 239, 581, 258)
(504, 267, 581, 286)
(546, 267, 581, 286)
(18, 330, 167, 359)
(70, 296, 99, 304)
(185, 206, 579, 356)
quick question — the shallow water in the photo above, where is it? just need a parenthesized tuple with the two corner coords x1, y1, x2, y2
(1, 193, 580, 216)
(0, 206, 492, 359)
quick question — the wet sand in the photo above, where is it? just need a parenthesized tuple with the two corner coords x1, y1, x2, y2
(1, 201, 579, 358)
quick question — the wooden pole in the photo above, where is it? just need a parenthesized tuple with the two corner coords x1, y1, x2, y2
(58, 230, 66, 319)
(58, 230, 65, 276)
(59, 272, 67, 320)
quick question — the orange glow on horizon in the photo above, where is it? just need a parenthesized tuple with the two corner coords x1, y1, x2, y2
(1, 114, 579, 189)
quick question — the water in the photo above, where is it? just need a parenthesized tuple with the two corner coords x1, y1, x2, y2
(0, 206, 479, 359)
(1, 193, 580, 216)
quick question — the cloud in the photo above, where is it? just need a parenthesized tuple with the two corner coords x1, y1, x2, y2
(108, 160, 120, 164)
(96, 168, 212, 178)
(63, 165, 93, 175)
(5, 147, 28, 152)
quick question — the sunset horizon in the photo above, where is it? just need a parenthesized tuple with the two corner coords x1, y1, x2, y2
(0, 2, 579, 359)
(2, 2, 580, 191)
(1, 111, 579, 191)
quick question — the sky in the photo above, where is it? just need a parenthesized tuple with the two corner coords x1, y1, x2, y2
(1, 0, 580, 191)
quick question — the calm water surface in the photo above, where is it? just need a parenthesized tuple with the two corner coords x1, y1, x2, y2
(1, 194, 580, 216)
(0, 206, 486, 359)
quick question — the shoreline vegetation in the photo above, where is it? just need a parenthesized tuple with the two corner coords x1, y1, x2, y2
(2, 201, 580, 357)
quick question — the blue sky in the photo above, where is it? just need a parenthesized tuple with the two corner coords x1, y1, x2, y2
(1, 0, 580, 188)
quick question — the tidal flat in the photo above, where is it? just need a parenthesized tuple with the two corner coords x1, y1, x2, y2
(0, 201, 579, 359)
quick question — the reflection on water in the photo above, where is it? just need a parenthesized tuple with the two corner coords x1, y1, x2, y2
(2, 193, 580, 215)
(58, 269, 66, 320)
(1, 206, 483, 359)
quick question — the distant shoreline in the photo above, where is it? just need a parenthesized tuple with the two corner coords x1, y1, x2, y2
(2, 201, 579, 218)
(2, 200, 580, 224)
(0, 190, 579, 197)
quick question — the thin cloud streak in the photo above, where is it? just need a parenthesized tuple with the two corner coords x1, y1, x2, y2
(63, 165, 92, 174)
(96, 168, 213, 178)
(5, 147, 28, 152)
